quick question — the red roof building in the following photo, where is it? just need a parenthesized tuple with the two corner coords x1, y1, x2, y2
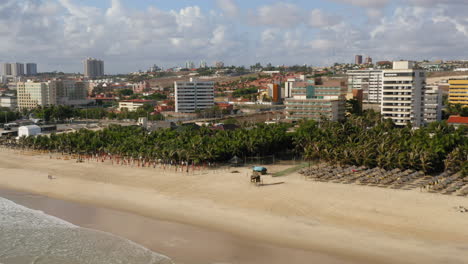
(447, 116, 468, 127)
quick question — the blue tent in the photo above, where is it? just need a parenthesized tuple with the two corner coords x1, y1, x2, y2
(252, 166, 267, 174)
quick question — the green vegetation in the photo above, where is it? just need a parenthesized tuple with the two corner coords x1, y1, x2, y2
(7, 110, 467, 175)
(273, 162, 310, 177)
(0, 109, 21, 124)
(232, 87, 258, 98)
(446, 103, 468, 117)
(117, 89, 134, 96)
(294, 113, 467, 174)
(29, 105, 164, 122)
(143, 93, 167, 101)
(16, 123, 293, 164)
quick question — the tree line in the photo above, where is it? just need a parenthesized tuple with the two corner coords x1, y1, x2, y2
(8, 111, 468, 175)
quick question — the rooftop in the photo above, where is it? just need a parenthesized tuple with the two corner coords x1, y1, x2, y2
(447, 116, 468, 125)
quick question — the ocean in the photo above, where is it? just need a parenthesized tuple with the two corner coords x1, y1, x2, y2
(0, 197, 173, 264)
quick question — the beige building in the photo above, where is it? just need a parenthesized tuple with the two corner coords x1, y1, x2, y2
(285, 79, 347, 122)
(17, 81, 57, 110)
(118, 99, 156, 112)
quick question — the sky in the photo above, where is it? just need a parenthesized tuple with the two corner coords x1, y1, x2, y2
(1, 0, 468, 73)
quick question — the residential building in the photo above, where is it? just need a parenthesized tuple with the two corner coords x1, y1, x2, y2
(1, 63, 12, 76)
(84, 58, 104, 78)
(284, 75, 306, 99)
(347, 69, 383, 104)
(26, 63, 37, 76)
(355, 55, 363, 65)
(11, 63, 25, 76)
(419, 60, 444, 72)
(447, 116, 468, 127)
(0, 96, 17, 109)
(285, 79, 347, 122)
(448, 79, 468, 106)
(118, 99, 156, 112)
(56, 80, 90, 106)
(17, 81, 57, 110)
(174, 78, 214, 113)
(422, 85, 443, 124)
(365, 56, 373, 64)
(267, 83, 282, 103)
(381, 61, 425, 127)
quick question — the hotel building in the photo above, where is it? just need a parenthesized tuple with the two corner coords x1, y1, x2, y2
(381, 61, 425, 127)
(174, 78, 214, 113)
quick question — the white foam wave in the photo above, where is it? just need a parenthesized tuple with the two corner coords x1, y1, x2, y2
(0, 197, 173, 264)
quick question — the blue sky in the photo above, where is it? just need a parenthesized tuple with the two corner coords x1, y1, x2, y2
(1, 0, 468, 73)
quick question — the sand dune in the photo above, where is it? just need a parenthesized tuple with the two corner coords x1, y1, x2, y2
(1, 149, 468, 264)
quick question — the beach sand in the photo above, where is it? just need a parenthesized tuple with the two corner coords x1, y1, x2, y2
(1, 148, 468, 264)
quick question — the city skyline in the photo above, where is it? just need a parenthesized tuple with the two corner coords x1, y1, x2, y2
(2, 0, 468, 73)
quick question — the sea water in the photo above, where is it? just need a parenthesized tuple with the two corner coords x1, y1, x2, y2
(0, 197, 173, 264)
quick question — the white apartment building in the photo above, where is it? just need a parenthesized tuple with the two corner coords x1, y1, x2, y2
(422, 85, 443, 124)
(347, 69, 383, 104)
(175, 78, 214, 113)
(381, 61, 425, 127)
(17, 81, 57, 110)
(0, 96, 17, 109)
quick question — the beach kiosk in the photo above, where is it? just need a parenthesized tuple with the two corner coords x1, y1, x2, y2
(251, 166, 267, 186)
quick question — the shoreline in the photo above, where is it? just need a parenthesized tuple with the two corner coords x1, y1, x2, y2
(1, 148, 468, 264)
(0, 188, 343, 264)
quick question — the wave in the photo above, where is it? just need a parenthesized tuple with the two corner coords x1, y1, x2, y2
(0, 197, 173, 264)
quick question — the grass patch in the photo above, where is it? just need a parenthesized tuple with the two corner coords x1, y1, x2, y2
(272, 162, 310, 177)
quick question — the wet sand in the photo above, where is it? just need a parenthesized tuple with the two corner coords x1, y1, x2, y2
(0, 189, 350, 264)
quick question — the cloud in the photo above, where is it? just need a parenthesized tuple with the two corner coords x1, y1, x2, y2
(308, 9, 341, 28)
(3, 0, 468, 72)
(216, 0, 239, 17)
(252, 2, 303, 28)
(329, 0, 389, 8)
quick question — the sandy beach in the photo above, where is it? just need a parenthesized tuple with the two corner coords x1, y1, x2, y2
(1, 148, 468, 264)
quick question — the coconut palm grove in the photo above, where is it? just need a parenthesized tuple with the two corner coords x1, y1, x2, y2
(6, 110, 466, 176)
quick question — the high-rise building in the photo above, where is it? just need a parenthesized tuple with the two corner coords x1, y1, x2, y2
(84, 58, 104, 78)
(174, 78, 214, 113)
(347, 69, 383, 104)
(448, 79, 468, 107)
(365, 57, 373, 64)
(1, 63, 12, 76)
(26, 63, 37, 76)
(422, 85, 443, 124)
(199, 60, 207, 68)
(185, 61, 195, 69)
(355, 55, 363, 65)
(285, 79, 347, 122)
(381, 61, 425, 127)
(11, 63, 25, 76)
(17, 81, 58, 110)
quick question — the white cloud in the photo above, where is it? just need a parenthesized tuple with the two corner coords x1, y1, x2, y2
(216, 0, 239, 17)
(3, 0, 468, 72)
(252, 2, 303, 28)
(308, 9, 341, 28)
